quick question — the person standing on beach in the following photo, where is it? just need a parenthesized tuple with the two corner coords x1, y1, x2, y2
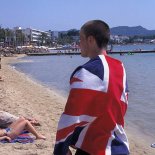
(0, 56, 3, 81)
(54, 20, 129, 155)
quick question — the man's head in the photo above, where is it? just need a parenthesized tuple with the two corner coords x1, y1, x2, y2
(79, 20, 110, 58)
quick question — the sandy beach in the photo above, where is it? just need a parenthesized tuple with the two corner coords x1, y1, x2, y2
(0, 55, 154, 155)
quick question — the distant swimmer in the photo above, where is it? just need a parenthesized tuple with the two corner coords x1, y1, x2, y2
(128, 52, 134, 55)
(151, 143, 155, 148)
(120, 52, 124, 56)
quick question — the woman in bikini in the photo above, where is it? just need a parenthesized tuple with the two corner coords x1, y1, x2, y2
(0, 117, 46, 142)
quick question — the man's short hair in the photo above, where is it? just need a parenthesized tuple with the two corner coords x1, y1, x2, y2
(81, 20, 110, 48)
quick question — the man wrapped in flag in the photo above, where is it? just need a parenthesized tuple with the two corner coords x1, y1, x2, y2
(54, 20, 130, 155)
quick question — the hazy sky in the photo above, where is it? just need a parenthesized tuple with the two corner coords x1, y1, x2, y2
(1, 0, 155, 31)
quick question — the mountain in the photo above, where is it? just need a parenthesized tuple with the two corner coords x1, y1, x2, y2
(110, 26, 155, 36)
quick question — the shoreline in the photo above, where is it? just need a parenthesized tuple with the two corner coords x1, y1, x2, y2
(0, 55, 67, 155)
(0, 55, 155, 154)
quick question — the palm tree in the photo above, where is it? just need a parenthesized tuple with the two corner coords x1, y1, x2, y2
(15, 30, 26, 46)
(38, 32, 50, 46)
(5, 28, 14, 46)
(0, 27, 5, 46)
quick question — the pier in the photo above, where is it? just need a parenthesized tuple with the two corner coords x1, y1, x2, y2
(26, 50, 155, 56)
(26, 52, 80, 56)
(108, 50, 155, 54)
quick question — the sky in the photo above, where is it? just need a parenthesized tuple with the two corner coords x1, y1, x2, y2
(1, 0, 155, 31)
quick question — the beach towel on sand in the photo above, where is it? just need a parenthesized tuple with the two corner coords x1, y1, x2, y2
(0, 131, 34, 144)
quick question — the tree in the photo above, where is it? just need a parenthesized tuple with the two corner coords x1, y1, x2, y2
(0, 26, 5, 44)
(15, 30, 26, 46)
(67, 29, 79, 36)
(5, 28, 14, 46)
(57, 34, 73, 45)
(57, 30, 79, 45)
(38, 32, 51, 46)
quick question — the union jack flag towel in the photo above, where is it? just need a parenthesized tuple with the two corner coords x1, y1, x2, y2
(54, 54, 129, 155)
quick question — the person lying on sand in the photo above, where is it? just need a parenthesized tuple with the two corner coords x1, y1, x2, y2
(0, 117, 46, 142)
(0, 111, 40, 129)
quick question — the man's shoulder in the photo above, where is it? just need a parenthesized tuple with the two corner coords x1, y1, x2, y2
(83, 56, 102, 68)
(105, 55, 123, 65)
(71, 57, 104, 80)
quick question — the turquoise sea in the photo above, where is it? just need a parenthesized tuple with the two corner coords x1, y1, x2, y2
(13, 44, 155, 145)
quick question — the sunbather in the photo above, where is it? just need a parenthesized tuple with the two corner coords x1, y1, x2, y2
(0, 111, 40, 129)
(0, 117, 46, 142)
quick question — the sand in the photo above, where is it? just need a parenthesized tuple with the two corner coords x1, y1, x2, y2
(0, 55, 154, 155)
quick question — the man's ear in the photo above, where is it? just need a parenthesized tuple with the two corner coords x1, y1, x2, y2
(87, 35, 95, 44)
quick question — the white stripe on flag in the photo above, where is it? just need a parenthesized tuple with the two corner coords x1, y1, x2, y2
(105, 130, 115, 155)
(71, 68, 108, 92)
(58, 114, 96, 130)
(56, 123, 89, 144)
(56, 131, 74, 144)
(75, 123, 91, 148)
(120, 63, 128, 104)
(99, 55, 109, 92)
(114, 124, 129, 150)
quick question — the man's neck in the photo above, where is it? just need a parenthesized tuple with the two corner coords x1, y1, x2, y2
(88, 48, 107, 59)
(101, 49, 107, 55)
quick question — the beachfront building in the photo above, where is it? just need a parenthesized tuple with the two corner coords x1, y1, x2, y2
(11, 27, 51, 46)
(22, 28, 51, 45)
(110, 35, 130, 44)
(50, 31, 59, 41)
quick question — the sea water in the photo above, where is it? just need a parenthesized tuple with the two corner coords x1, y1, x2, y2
(13, 44, 155, 144)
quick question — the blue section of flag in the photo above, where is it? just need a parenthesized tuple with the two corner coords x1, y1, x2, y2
(83, 56, 104, 81)
(111, 132, 129, 155)
(71, 56, 104, 81)
(54, 126, 85, 155)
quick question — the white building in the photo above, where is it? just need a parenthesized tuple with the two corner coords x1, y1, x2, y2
(13, 26, 22, 31)
(110, 35, 129, 43)
(22, 28, 51, 43)
(50, 31, 59, 41)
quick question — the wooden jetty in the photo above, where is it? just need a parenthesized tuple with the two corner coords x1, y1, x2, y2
(26, 52, 80, 56)
(108, 50, 155, 54)
(26, 50, 155, 56)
